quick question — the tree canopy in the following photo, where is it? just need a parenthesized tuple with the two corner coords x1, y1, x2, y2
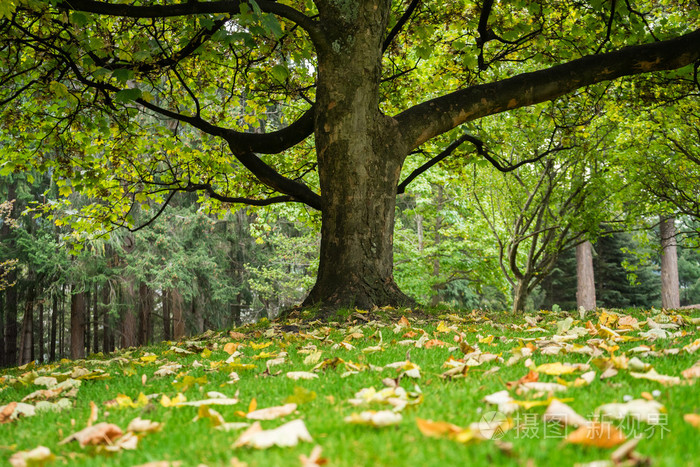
(1, 0, 699, 310)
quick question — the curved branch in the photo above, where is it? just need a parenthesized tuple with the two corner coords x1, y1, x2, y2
(396, 28, 700, 152)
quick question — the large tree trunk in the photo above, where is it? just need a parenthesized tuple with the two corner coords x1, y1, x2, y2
(659, 216, 680, 309)
(92, 285, 99, 353)
(101, 282, 112, 353)
(70, 289, 86, 359)
(576, 241, 597, 311)
(302, 1, 413, 310)
(2, 279, 17, 367)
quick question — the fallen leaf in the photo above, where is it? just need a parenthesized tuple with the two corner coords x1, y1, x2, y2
(299, 445, 327, 467)
(0, 402, 18, 423)
(8, 446, 54, 467)
(232, 419, 313, 449)
(629, 369, 681, 386)
(415, 418, 463, 438)
(596, 399, 664, 424)
(286, 371, 318, 380)
(482, 390, 518, 414)
(344, 410, 402, 427)
(59, 422, 124, 447)
(127, 417, 163, 433)
(536, 362, 577, 376)
(566, 422, 626, 448)
(193, 405, 225, 427)
(543, 399, 589, 427)
(246, 403, 297, 420)
(683, 413, 700, 428)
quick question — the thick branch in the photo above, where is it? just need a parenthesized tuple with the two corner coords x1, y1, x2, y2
(56, 0, 323, 45)
(396, 28, 700, 152)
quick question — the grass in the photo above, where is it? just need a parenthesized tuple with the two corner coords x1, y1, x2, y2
(1, 307, 699, 466)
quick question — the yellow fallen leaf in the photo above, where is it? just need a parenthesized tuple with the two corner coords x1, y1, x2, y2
(160, 393, 187, 407)
(565, 421, 626, 448)
(415, 418, 463, 438)
(193, 405, 225, 427)
(536, 362, 577, 376)
(629, 369, 681, 386)
(286, 371, 318, 380)
(140, 355, 158, 363)
(543, 399, 588, 427)
(249, 341, 273, 350)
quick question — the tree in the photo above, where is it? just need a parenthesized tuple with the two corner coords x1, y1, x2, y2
(1, 1, 699, 311)
(576, 240, 596, 311)
(659, 216, 680, 309)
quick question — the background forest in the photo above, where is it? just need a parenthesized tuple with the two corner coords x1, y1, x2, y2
(1, 0, 700, 368)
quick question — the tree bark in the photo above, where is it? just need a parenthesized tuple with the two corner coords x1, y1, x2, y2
(162, 290, 171, 341)
(302, 1, 413, 310)
(92, 285, 99, 353)
(660, 216, 680, 309)
(37, 300, 44, 363)
(85, 290, 91, 355)
(101, 282, 112, 353)
(170, 288, 185, 339)
(512, 279, 530, 313)
(576, 241, 597, 311)
(70, 289, 86, 359)
(50, 294, 57, 362)
(18, 290, 35, 365)
(138, 282, 152, 345)
(2, 279, 17, 367)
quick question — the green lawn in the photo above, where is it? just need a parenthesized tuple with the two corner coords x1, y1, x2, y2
(1, 308, 699, 466)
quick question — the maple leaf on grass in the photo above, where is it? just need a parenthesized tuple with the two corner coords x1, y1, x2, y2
(246, 403, 297, 420)
(59, 422, 124, 447)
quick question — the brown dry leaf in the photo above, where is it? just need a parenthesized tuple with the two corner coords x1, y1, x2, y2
(59, 422, 124, 447)
(229, 331, 246, 340)
(684, 413, 700, 428)
(424, 339, 448, 349)
(506, 370, 538, 390)
(8, 446, 54, 467)
(0, 402, 17, 423)
(87, 401, 98, 427)
(102, 431, 138, 452)
(299, 445, 327, 467)
(595, 399, 665, 424)
(398, 316, 410, 328)
(682, 363, 700, 380)
(232, 419, 313, 449)
(565, 422, 626, 448)
(543, 400, 589, 427)
(246, 403, 297, 421)
(224, 342, 239, 354)
(616, 315, 639, 330)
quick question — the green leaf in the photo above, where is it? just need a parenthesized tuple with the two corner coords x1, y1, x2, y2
(270, 64, 289, 83)
(114, 88, 142, 103)
(70, 12, 88, 26)
(262, 14, 283, 39)
(111, 68, 134, 84)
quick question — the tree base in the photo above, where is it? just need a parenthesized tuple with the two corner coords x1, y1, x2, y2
(301, 276, 416, 313)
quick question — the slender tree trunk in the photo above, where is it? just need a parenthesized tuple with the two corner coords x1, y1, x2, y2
(121, 308, 138, 348)
(18, 289, 35, 365)
(302, 2, 412, 310)
(162, 290, 171, 341)
(70, 289, 86, 359)
(576, 241, 597, 311)
(192, 299, 204, 334)
(92, 285, 99, 353)
(170, 288, 185, 339)
(101, 282, 111, 353)
(3, 277, 17, 367)
(0, 293, 4, 366)
(37, 301, 44, 363)
(138, 282, 152, 345)
(50, 293, 57, 361)
(59, 285, 65, 359)
(85, 290, 91, 355)
(430, 186, 444, 307)
(660, 216, 680, 309)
